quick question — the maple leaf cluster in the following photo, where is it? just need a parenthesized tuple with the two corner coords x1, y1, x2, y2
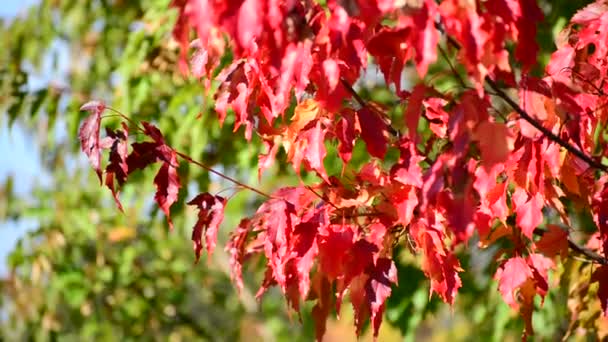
(80, 0, 608, 339)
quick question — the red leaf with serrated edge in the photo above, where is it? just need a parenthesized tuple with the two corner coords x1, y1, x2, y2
(536, 225, 568, 259)
(367, 27, 411, 90)
(188, 193, 226, 260)
(104, 123, 129, 211)
(126, 142, 161, 173)
(368, 258, 397, 339)
(318, 224, 355, 280)
(349, 258, 397, 339)
(423, 97, 449, 137)
(350, 273, 370, 337)
(592, 265, 608, 316)
(405, 85, 426, 140)
(392, 138, 424, 187)
(322, 59, 340, 92)
(357, 107, 388, 159)
(154, 155, 181, 231)
(335, 109, 359, 166)
(290, 217, 320, 301)
(388, 185, 418, 227)
(226, 219, 251, 292)
(141, 121, 166, 144)
(475, 121, 514, 169)
(302, 120, 329, 182)
(256, 199, 296, 291)
(495, 257, 532, 309)
(512, 189, 544, 239)
(79, 100, 106, 182)
(411, 218, 462, 304)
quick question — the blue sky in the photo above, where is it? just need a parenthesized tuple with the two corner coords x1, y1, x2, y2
(0, 0, 43, 274)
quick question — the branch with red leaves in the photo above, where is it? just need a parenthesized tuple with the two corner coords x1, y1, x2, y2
(484, 78, 608, 173)
(79, 0, 608, 340)
(439, 24, 608, 173)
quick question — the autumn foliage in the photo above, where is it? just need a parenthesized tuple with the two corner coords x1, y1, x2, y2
(79, 0, 608, 339)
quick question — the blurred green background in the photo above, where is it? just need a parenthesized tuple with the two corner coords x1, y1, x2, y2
(1, 1, 604, 341)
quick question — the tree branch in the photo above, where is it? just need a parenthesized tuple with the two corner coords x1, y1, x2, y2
(434, 24, 608, 173)
(567, 238, 608, 265)
(484, 78, 608, 172)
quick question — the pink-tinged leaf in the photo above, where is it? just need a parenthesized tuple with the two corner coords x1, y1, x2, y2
(357, 107, 388, 159)
(388, 185, 419, 227)
(322, 59, 340, 92)
(592, 265, 608, 316)
(79, 100, 106, 182)
(392, 139, 424, 187)
(80, 100, 106, 113)
(153, 154, 181, 230)
(513, 189, 544, 239)
(536, 225, 568, 259)
(546, 45, 575, 77)
(367, 258, 398, 339)
(495, 257, 532, 309)
(287, 119, 329, 182)
(104, 123, 129, 211)
(188, 193, 227, 260)
(253, 197, 297, 290)
(571, 1, 608, 24)
(475, 121, 514, 169)
(302, 120, 329, 182)
(237, 0, 263, 51)
(258, 139, 279, 179)
(527, 253, 554, 297)
(423, 97, 449, 137)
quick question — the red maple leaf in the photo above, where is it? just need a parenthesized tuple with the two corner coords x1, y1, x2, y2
(357, 107, 388, 159)
(188, 193, 226, 261)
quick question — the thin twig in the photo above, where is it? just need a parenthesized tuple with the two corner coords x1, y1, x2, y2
(568, 238, 608, 265)
(485, 77, 608, 172)
(175, 150, 273, 199)
(437, 44, 467, 89)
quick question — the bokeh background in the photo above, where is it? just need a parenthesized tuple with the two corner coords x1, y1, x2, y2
(0, 1, 602, 341)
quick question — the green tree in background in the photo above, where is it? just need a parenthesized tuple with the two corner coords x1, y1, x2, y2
(2, 1, 607, 341)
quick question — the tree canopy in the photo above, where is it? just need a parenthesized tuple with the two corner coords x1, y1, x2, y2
(3, 0, 608, 341)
